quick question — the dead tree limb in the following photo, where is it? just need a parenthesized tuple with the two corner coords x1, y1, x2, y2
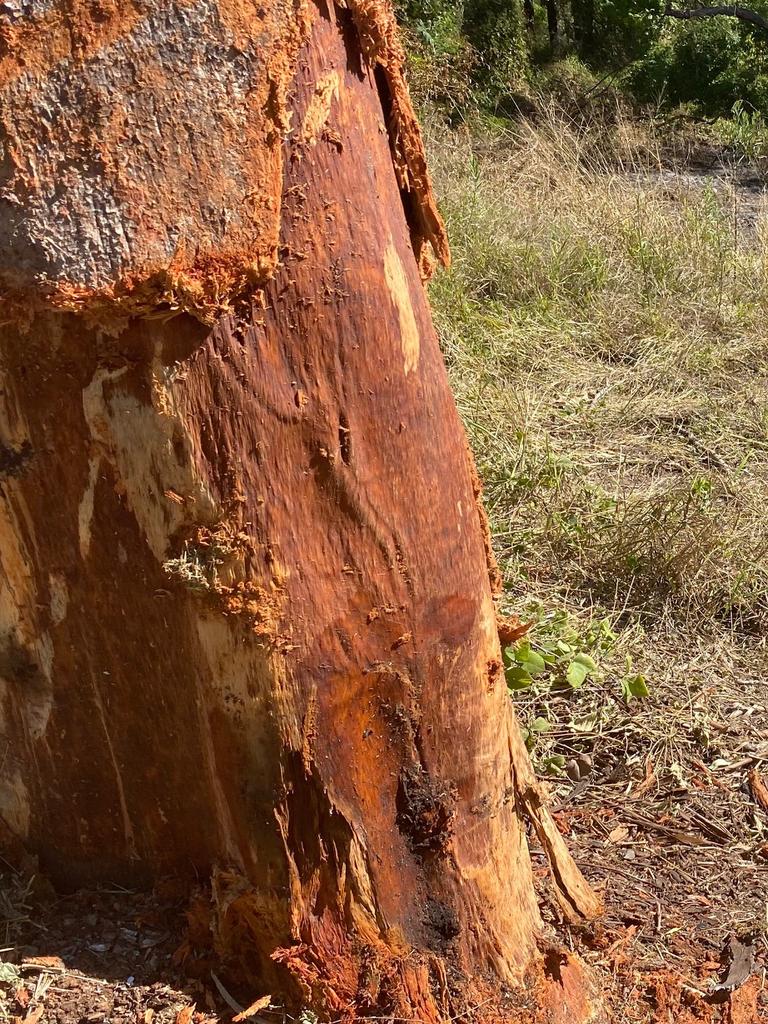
(664, 4, 768, 32)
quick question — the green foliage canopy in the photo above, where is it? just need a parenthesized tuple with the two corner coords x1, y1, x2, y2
(397, 0, 768, 118)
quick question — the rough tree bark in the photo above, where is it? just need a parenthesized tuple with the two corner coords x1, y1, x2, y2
(0, 0, 600, 1018)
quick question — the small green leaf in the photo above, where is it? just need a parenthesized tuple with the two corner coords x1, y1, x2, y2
(566, 659, 589, 688)
(0, 962, 20, 986)
(598, 617, 616, 640)
(622, 674, 650, 700)
(509, 641, 547, 677)
(506, 666, 533, 690)
(572, 652, 597, 672)
(629, 675, 649, 697)
(542, 754, 566, 775)
(514, 641, 532, 660)
(520, 649, 547, 676)
(530, 716, 551, 733)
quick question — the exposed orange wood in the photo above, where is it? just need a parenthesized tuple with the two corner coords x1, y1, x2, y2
(0, 0, 598, 1017)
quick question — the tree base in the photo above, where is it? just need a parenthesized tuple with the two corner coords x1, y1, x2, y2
(174, 866, 604, 1024)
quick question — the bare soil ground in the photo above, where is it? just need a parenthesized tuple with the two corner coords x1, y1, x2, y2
(2, 754, 767, 1024)
(529, 642, 768, 1020)
(0, 884, 212, 1024)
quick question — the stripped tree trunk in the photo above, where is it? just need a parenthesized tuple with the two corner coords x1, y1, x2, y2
(0, 0, 599, 1017)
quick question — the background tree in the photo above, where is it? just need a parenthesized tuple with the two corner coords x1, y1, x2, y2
(571, 0, 596, 55)
(398, 0, 768, 117)
(461, 0, 531, 102)
(545, 0, 560, 46)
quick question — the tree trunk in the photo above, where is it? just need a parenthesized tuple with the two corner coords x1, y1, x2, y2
(572, 0, 595, 54)
(523, 0, 536, 33)
(546, 0, 559, 46)
(0, 0, 599, 1017)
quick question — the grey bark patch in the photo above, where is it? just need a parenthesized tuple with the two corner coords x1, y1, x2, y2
(0, 0, 277, 290)
(0, 0, 55, 22)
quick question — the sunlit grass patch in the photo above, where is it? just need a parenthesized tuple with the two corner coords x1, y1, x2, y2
(429, 106, 768, 643)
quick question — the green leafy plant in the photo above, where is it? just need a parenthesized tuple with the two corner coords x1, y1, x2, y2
(503, 638, 547, 689)
(541, 753, 567, 775)
(620, 656, 651, 701)
(566, 651, 598, 688)
(0, 962, 20, 988)
(502, 608, 611, 692)
(520, 714, 551, 749)
(690, 475, 712, 502)
(713, 100, 768, 161)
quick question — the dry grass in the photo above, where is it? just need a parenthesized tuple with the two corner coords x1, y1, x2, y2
(430, 108, 768, 636)
(427, 107, 768, 970)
